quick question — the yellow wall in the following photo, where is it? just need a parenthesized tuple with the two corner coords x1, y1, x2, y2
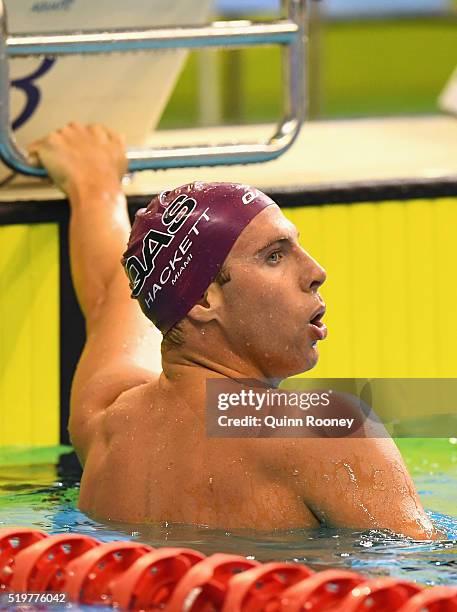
(284, 197, 457, 378)
(0, 223, 59, 446)
(0, 197, 456, 446)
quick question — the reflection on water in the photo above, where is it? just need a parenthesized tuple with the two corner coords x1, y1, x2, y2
(0, 442, 456, 588)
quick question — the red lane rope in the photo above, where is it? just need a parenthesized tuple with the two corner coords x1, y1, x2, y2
(222, 562, 313, 611)
(0, 528, 47, 591)
(11, 534, 99, 593)
(0, 527, 455, 611)
(111, 547, 206, 610)
(64, 541, 153, 605)
(167, 553, 259, 611)
(278, 569, 365, 611)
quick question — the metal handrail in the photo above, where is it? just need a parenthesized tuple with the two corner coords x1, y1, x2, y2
(0, 0, 306, 176)
(7, 22, 300, 55)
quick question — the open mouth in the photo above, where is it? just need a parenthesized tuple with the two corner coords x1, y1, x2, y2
(310, 312, 324, 327)
(308, 306, 327, 341)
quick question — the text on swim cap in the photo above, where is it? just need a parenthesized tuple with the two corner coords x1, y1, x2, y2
(142, 207, 210, 308)
(125, 194, 197, 297)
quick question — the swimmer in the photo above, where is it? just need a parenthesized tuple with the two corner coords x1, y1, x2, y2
(30, 123, 441, 539)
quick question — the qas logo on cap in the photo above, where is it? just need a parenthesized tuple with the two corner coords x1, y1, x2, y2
(126, 194, 197, 297)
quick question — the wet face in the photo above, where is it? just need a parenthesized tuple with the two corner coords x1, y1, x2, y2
(216, 205, 327, 380)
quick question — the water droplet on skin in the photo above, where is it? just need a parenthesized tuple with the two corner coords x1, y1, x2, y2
(343, 462, 357, 484)
(373, 469, 386, 491)
(292, 469, 299, 476)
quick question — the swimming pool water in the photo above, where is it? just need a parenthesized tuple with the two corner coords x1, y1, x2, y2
(0, 439, 456, 598)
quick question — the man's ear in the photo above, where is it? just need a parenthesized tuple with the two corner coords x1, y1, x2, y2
(187, 281, 224, 324)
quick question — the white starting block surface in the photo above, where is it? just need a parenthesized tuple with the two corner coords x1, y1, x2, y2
(1, 115, 456, 202)
(3, 0, 213, 180)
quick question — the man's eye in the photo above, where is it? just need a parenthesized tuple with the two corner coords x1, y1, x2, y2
(267, 250, 283, 264)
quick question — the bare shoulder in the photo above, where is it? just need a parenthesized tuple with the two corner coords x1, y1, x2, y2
(254, 419, 437, 539)
(302, 436, 435, 538)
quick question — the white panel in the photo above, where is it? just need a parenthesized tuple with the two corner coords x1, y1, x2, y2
(3, 0, 213, 178)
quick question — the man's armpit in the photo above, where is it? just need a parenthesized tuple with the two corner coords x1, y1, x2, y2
(69, 369, 157, 464)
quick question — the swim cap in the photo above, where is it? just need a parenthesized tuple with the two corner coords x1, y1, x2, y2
(122, 182, 276, 334)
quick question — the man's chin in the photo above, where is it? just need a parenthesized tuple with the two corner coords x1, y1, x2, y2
(271, 351, 319, 379)
(297, 345, 320, 374)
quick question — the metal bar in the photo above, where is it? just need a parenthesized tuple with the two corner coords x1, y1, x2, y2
(0, 0, 306, 176)
(126, 126, 301, 170)
(7, 21, 299, 56)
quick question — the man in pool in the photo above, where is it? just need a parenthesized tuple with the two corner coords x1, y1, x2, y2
(30, 123, 440, 539)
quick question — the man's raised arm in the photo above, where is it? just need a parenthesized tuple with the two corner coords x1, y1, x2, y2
(30, 123, 162, 461)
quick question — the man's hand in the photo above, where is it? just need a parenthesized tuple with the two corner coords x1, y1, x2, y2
(28, 122, 127, 197)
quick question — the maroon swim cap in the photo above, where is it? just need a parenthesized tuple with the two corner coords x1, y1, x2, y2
(122, 182, 276, 334)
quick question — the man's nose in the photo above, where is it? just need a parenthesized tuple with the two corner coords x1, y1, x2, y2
(299, 251, 327, 292)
